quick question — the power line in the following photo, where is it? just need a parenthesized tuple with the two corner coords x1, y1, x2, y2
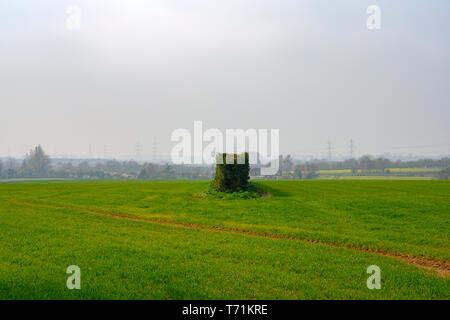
(136, 142, 141, 160)
(327, 140, 332, 161)
(378, 143, 449, 150)
(153, 142, 157, 162)
(349, 139, 355, 159)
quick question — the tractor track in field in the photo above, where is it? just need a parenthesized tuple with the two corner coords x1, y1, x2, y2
(14, 200, 450, 278)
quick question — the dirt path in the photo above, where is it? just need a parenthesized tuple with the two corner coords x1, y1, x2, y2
(14, 200, 450, 278)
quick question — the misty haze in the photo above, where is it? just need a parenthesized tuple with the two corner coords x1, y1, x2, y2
(0, 0, 449, 305)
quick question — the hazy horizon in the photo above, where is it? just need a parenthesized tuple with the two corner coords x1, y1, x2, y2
(1, 0, 449, 160)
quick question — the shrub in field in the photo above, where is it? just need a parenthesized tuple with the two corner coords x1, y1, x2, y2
(436, 167, 450, 180)
(213, 153, 250, 192)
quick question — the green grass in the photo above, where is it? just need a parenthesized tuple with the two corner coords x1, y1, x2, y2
(317, 169, 352, 174)
(315, 168, 442, 179)
(332, 175, 433, 180)
(0, 180, 448, 299)
(316, 168, 442, 175)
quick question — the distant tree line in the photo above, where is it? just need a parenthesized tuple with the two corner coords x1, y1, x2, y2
(0, 146, 52, 179)
(293, 156, 450, 171)
(0, 146, 448, 180)
(259, 154, 450, 179)
(0, 146, 214, 180)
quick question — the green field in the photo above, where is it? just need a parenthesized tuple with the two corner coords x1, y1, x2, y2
(317, 169, 353, 174)
(326, 176, 434, 180)
(0, 180, 449, 299)
(315, 168, 442, 180)
(317, 168, 442, 175)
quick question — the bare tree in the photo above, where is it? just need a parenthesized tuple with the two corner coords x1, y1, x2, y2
(22, 145, 51, 178)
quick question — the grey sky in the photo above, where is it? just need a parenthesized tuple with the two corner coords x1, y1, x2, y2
(1, 0, 449, 160)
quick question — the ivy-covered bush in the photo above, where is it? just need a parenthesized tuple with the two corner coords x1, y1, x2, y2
(213, 153, 250, 192)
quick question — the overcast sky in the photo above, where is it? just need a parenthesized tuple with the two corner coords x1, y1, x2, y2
(0, 0, 449, 160)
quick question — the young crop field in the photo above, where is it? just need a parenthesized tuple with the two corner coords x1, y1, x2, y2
(0, 180, 448, 299)
(316, 168, 442, 175)
(333, 176, 434, 180)
(316, 169, 353, 174)
(315, 168, 442, 180)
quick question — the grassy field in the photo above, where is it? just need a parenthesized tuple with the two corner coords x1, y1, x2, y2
(326, 176, 434, 180)
(0, 180, 448, 299)
(317, 168, 442, 174)
(315, 168, 442, 180)
(317, 169, 353, 174)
